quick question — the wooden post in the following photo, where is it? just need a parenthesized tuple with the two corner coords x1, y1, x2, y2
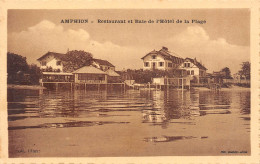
(71, 83, 73, 91)
(167, 78, 169, 90)
(181, 78, 184, 100)
(56, 83, 58, 91)
(182, 78, 184, 90)
(85, 83, 86, 90)
(148, 82, 150, 90)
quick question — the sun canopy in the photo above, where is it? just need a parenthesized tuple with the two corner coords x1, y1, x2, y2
(72, 66, 106, 74)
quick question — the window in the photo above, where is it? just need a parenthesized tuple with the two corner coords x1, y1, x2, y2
(144, 62, 150, 67)
(184, 63, 190, 68)
(200, 71, 204, 76)
(191, 70, 194, 75)
(42, 61, 46, 66)
(56, 61, 61, 66)
(152, 55, 156, 59)
(159, 62, 164, 67)
(187, 70, 190, 75)
(168, 63, 172, 67)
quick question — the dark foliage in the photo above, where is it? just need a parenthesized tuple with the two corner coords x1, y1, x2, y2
(27, 64, 41, 85)
(7, 52, 41, 85)
(62, 50, 93, 72)
(7, 52, 29, 74)
(240, 62, 250, 80)
(221, 67, 232, 79)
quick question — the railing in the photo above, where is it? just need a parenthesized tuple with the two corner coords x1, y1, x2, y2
(77, 80, 106, 84)
(41, 78, 74, 82)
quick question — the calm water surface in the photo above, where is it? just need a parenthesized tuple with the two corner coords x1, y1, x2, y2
(8, 88, 250, 157)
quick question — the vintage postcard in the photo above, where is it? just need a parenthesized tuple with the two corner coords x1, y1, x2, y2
(0, 0, 259, 163)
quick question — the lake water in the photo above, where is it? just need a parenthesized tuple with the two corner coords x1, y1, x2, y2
(8, 88, 250, 157)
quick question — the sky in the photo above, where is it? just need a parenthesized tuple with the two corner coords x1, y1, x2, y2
(7, 9, 250, 74)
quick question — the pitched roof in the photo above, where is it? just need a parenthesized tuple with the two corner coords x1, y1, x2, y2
(105, 69, 120, 77)
(37, 52, 66, 61)
(141, 47, 184, 64)
(184, 58, 207, 70)
(93, 58, 115, 67)
(72, 66, 106, 74)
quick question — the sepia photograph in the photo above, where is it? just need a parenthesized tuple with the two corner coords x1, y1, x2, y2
(6, 9, 252, 158)
(0, 0, 259, 162)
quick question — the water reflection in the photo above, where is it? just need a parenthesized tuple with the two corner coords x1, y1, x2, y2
(8, 88, 250, 129)
(143, 136, 196, 143)
(8, 120, 129, 130)
(140, 90, 235, 128)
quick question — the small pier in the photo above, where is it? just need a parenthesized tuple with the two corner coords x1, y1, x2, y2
(128, 77, 191, 90)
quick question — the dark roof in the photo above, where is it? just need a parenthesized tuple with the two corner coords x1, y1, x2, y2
(37, 52, 66, 61)
(141, 47, 184, 64)
(93, 58, 115, 67)
(184, 58, 207, 70)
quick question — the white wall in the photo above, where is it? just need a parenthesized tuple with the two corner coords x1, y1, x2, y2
(143, 54, 172, 70)
(40, 55, 63, 72)
(178, 62, 199, 76)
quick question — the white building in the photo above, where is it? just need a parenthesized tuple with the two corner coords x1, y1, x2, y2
(37, 52, 65, 72)
(177, 58, 207, 83)
(37, 52, 116, 73)
(37, 51, 119, 83)
(141, 47, 184, 70)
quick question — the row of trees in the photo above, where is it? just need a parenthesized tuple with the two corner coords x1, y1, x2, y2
(7, 50, 251, 86)
(217, 61, 250, 80)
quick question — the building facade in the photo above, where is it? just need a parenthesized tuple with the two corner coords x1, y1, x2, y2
(177, 58, 207, 83)
(141, 47, 184, 70)
(92, 59, 115, 71)
(73, 66, 107, 84)
(37, 51, 119, 84)
(37, 52, 65, 72)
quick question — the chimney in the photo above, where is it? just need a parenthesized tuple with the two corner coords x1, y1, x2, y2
(162, 46, 168, 51)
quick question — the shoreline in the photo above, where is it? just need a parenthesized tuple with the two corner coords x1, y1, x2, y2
(7, 84, 250, 91)
(192, 85, 250, 91)
(8, 84, 46, 90)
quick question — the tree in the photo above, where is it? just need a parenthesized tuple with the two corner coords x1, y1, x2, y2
(7, 52, 41, 85)
(240, 62, 250, 79)
(62, 50, 93, 72)
(28, 64, 41, 85)
(221, 67, 232, 79)
(7, 52, 29, 84)
(7, 52, 29, 74)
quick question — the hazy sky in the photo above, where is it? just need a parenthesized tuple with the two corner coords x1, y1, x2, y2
(8, 9, 250, 73)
